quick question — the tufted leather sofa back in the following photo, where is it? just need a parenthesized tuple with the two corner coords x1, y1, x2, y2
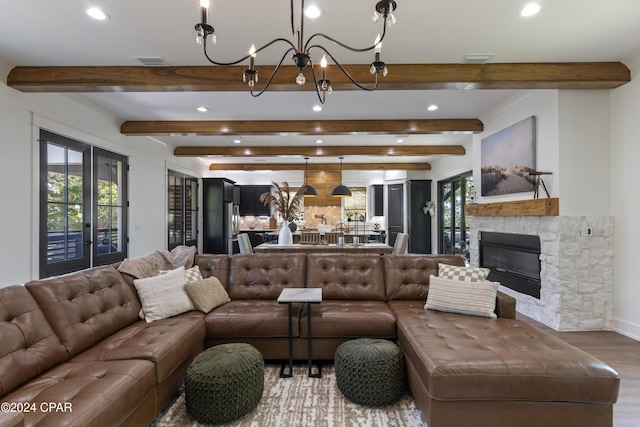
(26, 266, 142, 358)
(0, 285, 68, 396)
(306, 254, 386, 301)
(228, 253, 306, 300)
(194, 254, 231, 289)
(384, 254, 465, 300)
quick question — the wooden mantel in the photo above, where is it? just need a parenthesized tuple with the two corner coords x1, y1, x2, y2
(465, 198, 559, 217)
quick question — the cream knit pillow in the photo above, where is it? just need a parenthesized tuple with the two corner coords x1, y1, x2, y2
(185, 276, 230, 313)
(425, 275, 499, 318)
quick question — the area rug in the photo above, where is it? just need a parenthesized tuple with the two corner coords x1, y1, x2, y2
(152, 364, 427, 427)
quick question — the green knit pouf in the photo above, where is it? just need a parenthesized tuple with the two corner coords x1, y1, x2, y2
(185, 343, 264, 424)
(335, 338, 407, 406)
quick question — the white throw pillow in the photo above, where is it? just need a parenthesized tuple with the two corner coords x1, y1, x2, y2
(425, 275, 499, 318)
(134, 266, 196, 323)
(438, 263, 490, 282)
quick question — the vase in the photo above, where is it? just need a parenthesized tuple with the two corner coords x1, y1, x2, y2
(279, 221, 293, 246)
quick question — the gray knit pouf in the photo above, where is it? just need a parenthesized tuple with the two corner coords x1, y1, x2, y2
(335, 338, 407, 406)
(185, 343, 264, 424)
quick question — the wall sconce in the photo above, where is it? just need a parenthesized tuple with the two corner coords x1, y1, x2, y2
(423, 201, 436, 216)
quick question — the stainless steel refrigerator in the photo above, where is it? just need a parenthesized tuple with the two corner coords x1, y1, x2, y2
(227, 202, 240, 255)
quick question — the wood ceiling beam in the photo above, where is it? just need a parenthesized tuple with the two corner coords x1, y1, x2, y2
(121, 119, 482, 136)
(7, 62, 630, 92)
(175, 145, 464, 157)
(208, 162, 431, 171)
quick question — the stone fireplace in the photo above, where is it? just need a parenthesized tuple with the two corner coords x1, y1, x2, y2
(469, 215, 614, 331)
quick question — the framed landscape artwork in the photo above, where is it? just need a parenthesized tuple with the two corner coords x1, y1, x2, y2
(481, 116, 537, 196)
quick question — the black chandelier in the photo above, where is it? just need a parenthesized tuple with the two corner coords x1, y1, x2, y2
(195, 0, 398, 104)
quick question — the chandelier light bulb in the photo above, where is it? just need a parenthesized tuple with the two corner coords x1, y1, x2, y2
(374, 34, 382, 53)
(296, 72, 306, 85)
(200, 0, 209, 7)
(370, 64, 376, 75)
(383, 66, 388, 77)
(320, 55, 328, 68)
(388, 13, 396, 27)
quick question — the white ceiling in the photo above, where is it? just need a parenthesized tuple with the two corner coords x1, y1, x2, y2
(2, 0, 640, 166)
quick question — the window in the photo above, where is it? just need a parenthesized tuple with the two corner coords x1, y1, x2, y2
(438, 172, 473, 263)
(39, 130, 128, 277)
(168, 170, 198, 250)
(343, 186, 367, 222)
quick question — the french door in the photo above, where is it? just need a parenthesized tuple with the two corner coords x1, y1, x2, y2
(39, 130, 128, 278)
(438, 172, 473, 262)
(168, 170, 198, 250)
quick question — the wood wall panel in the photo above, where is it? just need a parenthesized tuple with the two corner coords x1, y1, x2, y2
(304, 170, 341, 207)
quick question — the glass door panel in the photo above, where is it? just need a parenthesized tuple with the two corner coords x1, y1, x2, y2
(93, 149, 127, 264)
(40, 131, 90, 277)
(438, 172, 473, 263)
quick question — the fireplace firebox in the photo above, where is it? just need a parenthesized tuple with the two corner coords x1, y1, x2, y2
(479, 231, 541, 299)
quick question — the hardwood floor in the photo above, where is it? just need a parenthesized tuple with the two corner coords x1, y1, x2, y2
(518, 313, 640, 427)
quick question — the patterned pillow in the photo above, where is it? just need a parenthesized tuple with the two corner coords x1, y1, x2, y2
(438, 263, 489, 282)
(425, 275, 498, 318)
(159, 265, 203, 282)
(185, 276, 231, 313)
(134, 266, 196, 322)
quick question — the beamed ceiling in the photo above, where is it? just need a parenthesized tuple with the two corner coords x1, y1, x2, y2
(2, 1, 639, 169)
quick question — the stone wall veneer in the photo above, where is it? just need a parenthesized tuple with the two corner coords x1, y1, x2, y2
(469, 216, 614, 331)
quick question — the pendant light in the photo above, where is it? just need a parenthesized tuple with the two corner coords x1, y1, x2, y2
(303, 157, 317, 197)
(331, 157, 352, 197)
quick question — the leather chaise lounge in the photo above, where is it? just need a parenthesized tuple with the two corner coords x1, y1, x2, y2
(0, 251, 620, 427)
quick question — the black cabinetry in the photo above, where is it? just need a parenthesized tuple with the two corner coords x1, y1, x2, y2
(371, 184, 383, 216)
(203, 178, 236, 254)
(408, 180, 432, 254)
(239, 185, 271, 216)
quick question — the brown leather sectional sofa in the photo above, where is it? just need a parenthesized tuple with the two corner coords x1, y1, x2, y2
(0, 253, 619, 427)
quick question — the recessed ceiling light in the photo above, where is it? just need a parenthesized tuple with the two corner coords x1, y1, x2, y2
(521, 3, 541, 17)
(233, 138, 242, 144)
(427, 104, 438, 111)
(312, 105, 322, 112)
(304, 5, 323, 19)
(87, 7, 109, 20)
(396, 139, 404, 143)
(197, 106, 209, 112)
(316, 139, 323, 144)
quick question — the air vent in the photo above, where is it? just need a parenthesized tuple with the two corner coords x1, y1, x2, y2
(461, 54, 494, 64)
(135, 56, 170, 66)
